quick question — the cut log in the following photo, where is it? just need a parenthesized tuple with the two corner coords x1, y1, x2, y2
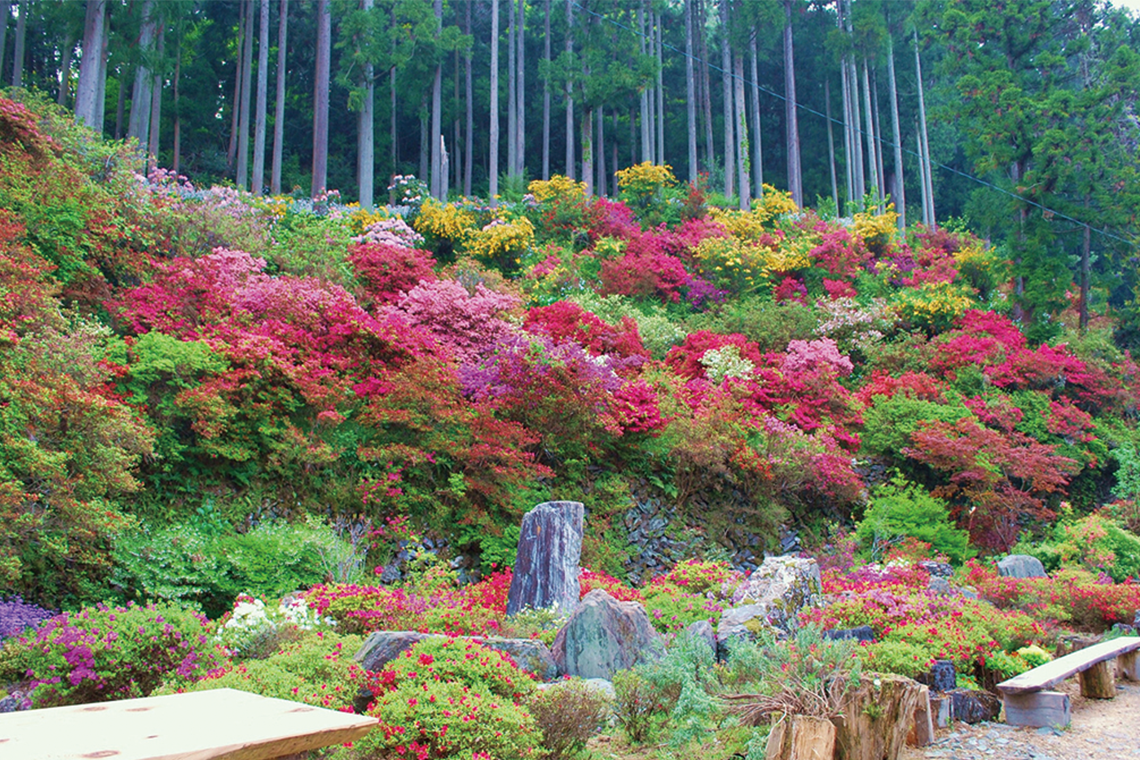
(835, 674, 923, 760)
(1002, 690, 1070, 728)
(766, 714, 837, 760)
(1117, 650, 1138, 681)
(907, 686, 934, 747)
(1079, 659, 1116, 699)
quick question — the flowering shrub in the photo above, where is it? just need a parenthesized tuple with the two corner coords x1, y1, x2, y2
(526, 678, 612, 759)
(0, 597, 53, 641)
(599, 250, 690, 304)
(352, 215, 425, 248)
(213, 594, 336, 660)
(467, 216, 535, 272)
(579, 569, 642, 602)
(0, 602, 217, 708)
(641, 585, 725, 633)
(648, 559, 743, 595)
(169, 630, 365, 711)
(349, 242, 437, 305)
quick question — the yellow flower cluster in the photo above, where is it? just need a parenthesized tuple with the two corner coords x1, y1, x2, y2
(762, 234, 815, 275)
(753, 185, 798, 220)
(528, 174, 587, 203)
(593, 236, 627, 259)
(853, 207, 899, 253)
(467, 216, 535, 263)
(694, 236, 765, 292)
(953, 243, 997, 272)
(253, 195, 292, 220)
(893, 280, 976, 330)
(347, 204, 387, 235)
(414, 198, 478, 243)
(708, 207, 767, 241)
(615, 162, 677, 197)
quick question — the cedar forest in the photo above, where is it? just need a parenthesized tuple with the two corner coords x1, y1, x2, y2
(1, 0, 1140, 755)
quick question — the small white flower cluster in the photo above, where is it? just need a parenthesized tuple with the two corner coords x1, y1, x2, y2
(700, 344, 755, 384)
(214, 594, 335, 657)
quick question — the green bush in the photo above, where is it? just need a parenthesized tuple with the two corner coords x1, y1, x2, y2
(641, 584, 724, 633)
(0, 602, 218, 708)
(860, 640, 933, 679)
(526, 679, 612, 759)
(162, 630, 365, 710)
(113, 518, 363, 618)
(686, 296, 817, 353)
(378, 637, 537, 700)
(855, 477, 972, 564)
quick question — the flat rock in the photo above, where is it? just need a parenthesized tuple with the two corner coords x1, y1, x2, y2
(480, 637, 559, 681)
(948, 688, 1001, 724)
(506, 501, 584, 616)
(353, 630, 431, 672)
(997, 554, 1046, 579)
(552, 589, 664, 680)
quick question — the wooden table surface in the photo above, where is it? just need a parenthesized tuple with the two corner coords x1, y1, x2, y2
(0, 687, 378, 760)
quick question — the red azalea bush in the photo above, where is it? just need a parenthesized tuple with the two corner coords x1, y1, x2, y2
(598, 250, 690, 304)
(523, 300, 649, 361)
(579, 569, 642, 602)
(349, 242, 437, 305)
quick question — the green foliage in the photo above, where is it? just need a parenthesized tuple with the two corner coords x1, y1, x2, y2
(860, 640, 934, 679)
(687, 296, 818, 354)
(113, 519, 362, 618)
(166, 631, 364, 711)
(855, 477, 972, 564)
(635, 632, 720, 747)
(612, 669, 660, 744)
(860, 394, 971, 460)
(526, 679, 612, 759)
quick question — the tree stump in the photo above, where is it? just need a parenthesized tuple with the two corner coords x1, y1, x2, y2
(906, 686, 934, 747)
(766, 715, 837, 760)
(834, 674, 923, 760)
(1079, 660, 1116, 698)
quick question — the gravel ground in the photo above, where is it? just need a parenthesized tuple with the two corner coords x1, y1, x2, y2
(900, 680, 1140, 760)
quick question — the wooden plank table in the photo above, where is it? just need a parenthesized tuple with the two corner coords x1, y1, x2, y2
(0, 688, 378, 760)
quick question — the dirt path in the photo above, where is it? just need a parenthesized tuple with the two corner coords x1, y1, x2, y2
(900, 680, 1140, 760)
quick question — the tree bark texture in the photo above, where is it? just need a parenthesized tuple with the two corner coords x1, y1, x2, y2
(490, 0, 500, 196)
(886, 31, 905, 228)
(237, 0, 255, 189)
(271, 0, 287, 195)
(783, 0, 802, 207)
(252, 0, 270, 195)
(684, 0, 697, 182)
(75, 0, 106, 129)
(312, 0, 331, 197)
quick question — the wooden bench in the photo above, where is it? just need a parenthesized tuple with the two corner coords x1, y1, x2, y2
(0, 687, 378, 759)
(996, 635, 1140, 728)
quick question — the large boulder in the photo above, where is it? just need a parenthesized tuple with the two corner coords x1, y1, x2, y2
(997, 554, 1046, 579)
(354, 631, 431, 672)
(718, 556, 822, 639)
(480, 637, 559, 681)
(552, 589, 664, 679)
(506, 501, 585, 616)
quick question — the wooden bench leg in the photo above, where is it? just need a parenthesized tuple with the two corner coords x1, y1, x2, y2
(1118, 651, 1139, 681)
(1002, 691, 1071, 728)
(1079, 660, 1116, 698)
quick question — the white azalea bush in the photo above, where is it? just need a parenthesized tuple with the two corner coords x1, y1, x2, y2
(214, 594, 336, 660)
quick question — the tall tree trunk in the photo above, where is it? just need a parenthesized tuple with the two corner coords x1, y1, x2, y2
(541, 0, 550, 179)
(453, 48, 459, 192)
(871, 67, 885, 206)
(749, 34, 763, 195)
(684, 0, 697, 182)
(128, 0, 157, 154)
(639, 1, 651, 163)
(841, 0, 862, 204)
(825, 77, 838, 212)
(228, 0, 245, 170)
(582, 109, 593, 195)
(237, 0, 254, 189)
(490, 0, 500, 196)
(914, 29, 933, 227)
(734, 50, 749, 209)
(564, 0, 573, 179)
(419, 108, 428, 182)
(147, 27, 164, 171)
(57, 37, 75, 106)
(464, 0, 473, 195)
(253, 0, 270, 195)
(430, 0, 442, 198)
(172, 43, 181, 173)
(271, 0, 287, 195)
(75, 0, 105, 128)
(720, 0, 733, 198)
(916, 123, 928, 226)
(312, 0, 330, 197)
(390, 65, 397, 166)
(1080, 194, 1091, 330)
(886, 31, 904, 228)
(0, 1, 8, 86)
(596, 106, 605, 195)
(11, 0, 24, 87)
(655, 9, 664, 166)
(697, 0, 713, 173)
(506, 0, 516, 180)
(783, 0, 801, 206)
(96, 4, 110, 134)
(836, 1, 852, 210)
(860, 59, 877, 203)
(516, 0, 525, 178)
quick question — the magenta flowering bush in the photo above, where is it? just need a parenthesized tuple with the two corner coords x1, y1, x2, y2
(0, 602, 218, 708)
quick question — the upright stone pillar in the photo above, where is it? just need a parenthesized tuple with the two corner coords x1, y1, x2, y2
(505, 501, 584, 616)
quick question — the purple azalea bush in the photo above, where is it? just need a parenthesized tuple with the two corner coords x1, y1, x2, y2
(0, 597, 53, 641)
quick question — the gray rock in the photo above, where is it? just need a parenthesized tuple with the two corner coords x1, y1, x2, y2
(552, 589, 664, 680)
(506, 501, 584, 616)
(354, 630, 431, 671)
(823, 625, 875, 642)
(723, 556, 822, 635)
(928, 576, 953, 595)
(996, 554, 1046, 579)
(377, 563, 402, 584)
(481, 637, 559, 681)
(948, 689, 1001, 724)
(683, 619, 717, 659)
(1134, 611, 1140, 628)
(919, 561, 954, 578)
(929, 660, 956, 692)
(717, 603, 771, 640)
(960, 586, 979, 600)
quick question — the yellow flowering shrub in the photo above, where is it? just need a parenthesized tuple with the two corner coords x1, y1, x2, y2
(753, 184, 798, 220)
(347, 204, 388, 236)
(893, 280, 977, 332)
(708, 207, 767, 242)
(693, 236, 765, 294)
(593, 236, 627, 259)
(253, 195, 292, 220)
(413, 198, 478, 244)
(761, 234, 816, 276)
(853, 207, 899, 255)
(528, 175, 587, 204)
(467, 216, 535, 269)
